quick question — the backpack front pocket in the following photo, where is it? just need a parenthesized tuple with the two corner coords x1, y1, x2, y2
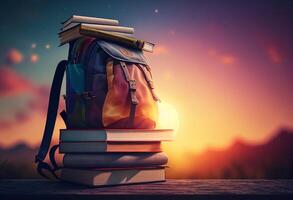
(102, 61, 158, 129)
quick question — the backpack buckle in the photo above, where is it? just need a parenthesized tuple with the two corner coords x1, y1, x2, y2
(129, 80, 136, 90)
(130, 91, 139, 105)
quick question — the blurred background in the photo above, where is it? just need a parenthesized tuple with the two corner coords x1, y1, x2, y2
(0, 0, 292, 179)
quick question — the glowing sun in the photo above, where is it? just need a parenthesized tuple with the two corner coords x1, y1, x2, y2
(157, 101, 179, 132)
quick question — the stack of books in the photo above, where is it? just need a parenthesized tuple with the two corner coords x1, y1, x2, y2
(59, 129, 173, 186)
(59, 15, 154, 52)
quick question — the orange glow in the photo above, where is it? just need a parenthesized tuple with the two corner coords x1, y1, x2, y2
(157, 101, 179, 133)
(5, 49, 23, 64)
(0, 112, 65, 148)
(30, 54, 39, 63)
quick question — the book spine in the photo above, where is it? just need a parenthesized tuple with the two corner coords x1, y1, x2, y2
(62, 23, 134, 34)
(63, 16, 119, 27)
(72, 16, 119, 26)
(79, 25, 143, 50)
(63, 152, 168, 168)
(80, 24, 134, 34)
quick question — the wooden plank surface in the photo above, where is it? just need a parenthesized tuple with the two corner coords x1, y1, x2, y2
(0, 179, 292, 195)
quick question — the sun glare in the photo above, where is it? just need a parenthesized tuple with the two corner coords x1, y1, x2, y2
(157, 101, 179, 134)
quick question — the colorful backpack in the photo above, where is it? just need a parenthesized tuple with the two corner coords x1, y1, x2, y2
(35, 37, 160, 178)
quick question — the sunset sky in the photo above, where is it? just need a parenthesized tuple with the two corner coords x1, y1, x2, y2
(0, 0, 292, 165)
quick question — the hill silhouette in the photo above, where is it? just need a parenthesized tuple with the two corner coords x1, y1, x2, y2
(1, 128, 293, 179)
(0, 143, 40, 178)
(167, 128, 293, 178)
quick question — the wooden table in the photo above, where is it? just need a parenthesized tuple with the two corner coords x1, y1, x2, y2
(0, 179, 292, 199)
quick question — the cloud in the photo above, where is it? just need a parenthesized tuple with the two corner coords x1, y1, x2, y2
(14, 111, 31, 123)
(0, 110, 31, 130)
(0, 67, 32, 97)
(267, 46, 282, 64)
(0, 120, 13, 129)
(27, 85, 51, 113)
(0, 67, 64, 130)
(5, 49, 23, 65)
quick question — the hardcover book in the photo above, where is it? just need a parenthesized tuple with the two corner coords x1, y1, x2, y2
(62, 15, 119, 28)
(63, 152, 168, 168)
(61, 167, 165, 186)
(60, 23, 134, 34)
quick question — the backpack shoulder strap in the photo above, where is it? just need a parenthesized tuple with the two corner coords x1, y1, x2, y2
(35, 60, 67, 179)
(120, 61, 139, 127)
(136, 64, 160, 102)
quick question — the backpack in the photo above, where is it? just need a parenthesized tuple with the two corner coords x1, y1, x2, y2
(35, 38, 160, 179)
